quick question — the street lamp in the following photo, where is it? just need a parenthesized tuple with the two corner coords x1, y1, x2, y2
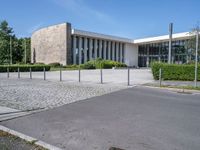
(194, 29, 199, 87)
(10, 36, 12, 65)
(168, 23, 173, 64)
(24, 38, 27, 64)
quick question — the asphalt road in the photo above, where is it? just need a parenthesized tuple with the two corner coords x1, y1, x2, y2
(1, 86, 200, 150)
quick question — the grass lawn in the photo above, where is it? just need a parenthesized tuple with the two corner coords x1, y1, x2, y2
(145, 83, 200, 91)
(162, 85, 200, 91)
(0, 130, 47, 150)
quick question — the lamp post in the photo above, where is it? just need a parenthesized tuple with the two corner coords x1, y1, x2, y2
(168, 23, 173, 64)
(194, 30, 199, 87)
(24, 38, 27, 64)
(10, 36, 12, 65)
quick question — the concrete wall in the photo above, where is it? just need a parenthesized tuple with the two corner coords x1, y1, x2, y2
(124, 43, 138, 67)
(31, 23, 71, 65)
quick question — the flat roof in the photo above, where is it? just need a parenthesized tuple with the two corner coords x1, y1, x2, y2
(72, 29, 195, 45)
(133, 32, 194, 44)
(72, 29, 133, 43)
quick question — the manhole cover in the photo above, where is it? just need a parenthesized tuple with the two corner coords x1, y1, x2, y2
(177, 91, 192, 94)
(109, 147, 125, 150)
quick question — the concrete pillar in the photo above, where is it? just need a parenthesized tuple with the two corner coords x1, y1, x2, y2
(108, 41, 111, 60)
(78, 37, 82, 65)
(89, 38, 93, 60)
(116, 42, 119, 62)
(94, 39, 98, 59)
(99, 40, 102, 58)
(146, 45, 149, 67)
(84, 37, 87, 63)
(122, 44, 125, 63)
(103, 40, 107, 60)
(120, 43, 123, 63)
(112, 41, 115, 61)
(158, 45, 161, 62)
(73, 35, 76, 64)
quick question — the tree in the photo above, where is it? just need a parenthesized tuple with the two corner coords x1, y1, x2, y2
(0, 20, 31, 64)
(0, 20, 15, 64)
(186, 24, 200, 63)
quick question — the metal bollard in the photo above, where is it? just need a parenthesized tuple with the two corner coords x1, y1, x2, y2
(100, 68, 103, 84)
(127, 67, 130, 86)
(43, 67, 46, 80)
(18, 67, 20, 79)
(60, 66, 62, 81)
(30, 67, 32, 79)
(78, 67, 81, 82)
(159, 68, 162, 87)
(7, 67, 9, 78)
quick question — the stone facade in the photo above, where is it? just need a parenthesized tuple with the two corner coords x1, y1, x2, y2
(31, 23, 72, 65)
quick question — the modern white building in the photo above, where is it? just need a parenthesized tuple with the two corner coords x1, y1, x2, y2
(31, 22, 197, 67)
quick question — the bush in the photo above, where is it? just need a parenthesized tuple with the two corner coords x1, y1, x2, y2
(64, 64, 79, 69)
(80, 61, 95, 69)
(151, 62, 200, 81)
(81, 58, 127, 69)
(48, 62, 61, 68)
(0, 64, 51, 72)
(35, 62, 45, 65)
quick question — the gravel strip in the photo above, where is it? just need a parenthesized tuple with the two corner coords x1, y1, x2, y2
(0, 78, 126, 110)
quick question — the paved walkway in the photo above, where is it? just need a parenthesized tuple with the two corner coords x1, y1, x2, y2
(1, 86, 200, 150)
(0, 69, 154, 85)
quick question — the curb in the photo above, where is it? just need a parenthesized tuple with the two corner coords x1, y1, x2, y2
(0, 108, 47, 122)
(0, 125, 62, 150)
(140, 85, 200, 94)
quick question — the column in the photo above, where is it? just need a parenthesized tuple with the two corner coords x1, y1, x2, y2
(94, 39, 98, 59)
(89, 38, 93, 60)
(103, 40, 107, 60)
(116, 42, 119, 62)
(120, 43, 123, 63)
(78, 37, 82, 65)
(99, 40, 102, 58)
(158, 44, 161, 62)
(73, 35, 76, 64)
(146, 45, 149, 67)
(122, 44, 125, 63)
(84, 37, 87, 63)
(112, 41, 115, 61)
(108, 41, 111, 60)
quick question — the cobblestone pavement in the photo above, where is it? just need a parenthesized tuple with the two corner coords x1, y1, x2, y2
(0, 78, 126, 110)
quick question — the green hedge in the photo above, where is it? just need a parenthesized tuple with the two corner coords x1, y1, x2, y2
(0, 65, 51, 72)
(80, 58, 127, 69)
(48, 62, 61, 68)
(151, 62, 200, 81)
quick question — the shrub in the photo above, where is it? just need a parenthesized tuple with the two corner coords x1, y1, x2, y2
(35, 62, 45, 65)
(82, 59, 127, 69)
(48, 62, 61, 68)
(64, 64, 79, 69)
(151, 62, 200, 81)
(80, 61, 95, 69)
(0, 64, 51, 72)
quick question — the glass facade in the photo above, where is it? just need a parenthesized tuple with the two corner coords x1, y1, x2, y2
(138, 39, 197, 67)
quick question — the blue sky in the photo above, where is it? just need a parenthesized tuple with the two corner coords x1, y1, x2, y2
(0, 0, 199, 39)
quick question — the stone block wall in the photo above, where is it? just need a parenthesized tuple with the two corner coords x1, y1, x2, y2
(31, 23, 72, 65)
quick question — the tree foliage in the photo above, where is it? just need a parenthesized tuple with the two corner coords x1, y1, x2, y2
(186, 24, 200, 57)
(0, 20, 31, 64)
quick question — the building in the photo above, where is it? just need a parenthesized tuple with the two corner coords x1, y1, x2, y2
(31, 22, 197, 67)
